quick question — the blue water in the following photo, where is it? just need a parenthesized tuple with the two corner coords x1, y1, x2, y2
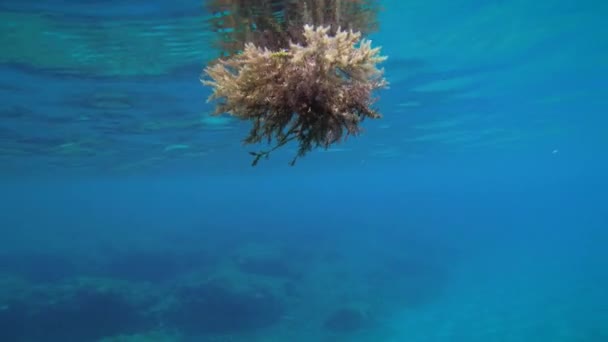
(1, 1, 607, 341)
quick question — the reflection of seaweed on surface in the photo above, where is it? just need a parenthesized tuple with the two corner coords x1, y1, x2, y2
(205, 0, 381, 57)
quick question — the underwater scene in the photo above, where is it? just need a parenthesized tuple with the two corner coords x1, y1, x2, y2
(1, 0, 607, 341)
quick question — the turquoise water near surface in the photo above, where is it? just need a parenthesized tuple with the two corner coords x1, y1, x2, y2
(0, 1, 607, 341)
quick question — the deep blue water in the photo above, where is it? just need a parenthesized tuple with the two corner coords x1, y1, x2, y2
(1, 1, 607, 341)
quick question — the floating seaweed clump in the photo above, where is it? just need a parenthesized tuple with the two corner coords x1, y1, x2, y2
(202, 24, 388, 166)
